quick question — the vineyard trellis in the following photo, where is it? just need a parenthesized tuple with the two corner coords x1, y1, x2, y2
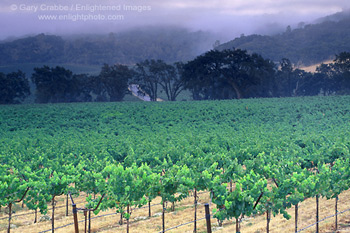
(1, 96, 350, 233)
(0, 200, 87, 222)
(9, 191, 350, 233)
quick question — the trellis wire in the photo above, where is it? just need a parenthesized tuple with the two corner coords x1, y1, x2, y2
(37, 202, 163, 232)
(37, 200, 210, 233)
(158, 217, 206, 233)
(38, 212, 120, 233)
(297, 206, 350, 232)
(0, 202, 85, 221)
(14, 192, 350, 233)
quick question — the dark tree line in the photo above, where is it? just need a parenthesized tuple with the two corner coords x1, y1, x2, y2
(182, 49, 350, 100)
(134, 60, 184, 101)
(182, 49, 276, 100)
(1, 49, 350, 104)
(31, 64, 132, 103)
(0, 70, 30, 104)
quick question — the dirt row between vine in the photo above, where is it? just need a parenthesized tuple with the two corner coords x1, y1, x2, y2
(1, 189, 350, 233)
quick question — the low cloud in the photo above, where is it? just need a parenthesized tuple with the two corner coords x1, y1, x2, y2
(0, 0, 349, 40)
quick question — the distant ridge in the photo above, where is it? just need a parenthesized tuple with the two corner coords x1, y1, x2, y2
(0, 27, 214, 66)
(314, 9, 350, 24)
(216, 11, 350, 66)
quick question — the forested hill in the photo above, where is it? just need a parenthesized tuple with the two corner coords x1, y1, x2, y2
(216, 12, 350, 66)
(0, 27, 214, 65)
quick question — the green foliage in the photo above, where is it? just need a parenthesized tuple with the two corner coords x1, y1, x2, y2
(0, 95, 350, 227)
(212, 170, 268, 221)
(0, 166, 29, 207)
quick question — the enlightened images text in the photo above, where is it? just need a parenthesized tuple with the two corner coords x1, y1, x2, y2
(15, 4, 152, 13)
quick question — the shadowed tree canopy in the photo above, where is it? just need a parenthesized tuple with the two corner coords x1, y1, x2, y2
(0, 70, 30, 104)
(133, 60, 161, 101)
(30, 64, 132, 103)
(133, 60, 185, 101)
(333, 52, 350, 93)
(275, 58, 298, 97)
(157, 62, 185, 101)
(11, 51, 350, 104)
(182, 49, 276, 100)
(99, 64, 133, 102)
(31, 66, 79, 103)
(314, 52, 350, 95)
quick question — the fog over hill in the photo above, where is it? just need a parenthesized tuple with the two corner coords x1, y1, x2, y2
(0, 27, 216, 65)
(1, 0, 349, 41)
(1, 0, 350, 67)
(216, 10, 350, 66)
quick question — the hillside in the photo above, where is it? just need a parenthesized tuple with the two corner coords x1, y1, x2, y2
(299, 60, 333, 73)
(0, 27, 214, 66)
(217, 11, 350, 66)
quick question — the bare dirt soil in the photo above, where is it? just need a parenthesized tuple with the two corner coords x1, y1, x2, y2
(1, 189, 350, 233)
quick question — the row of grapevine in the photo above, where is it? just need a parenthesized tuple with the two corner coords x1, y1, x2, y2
(2, 153, 350, 232)
(1, 96, 350, 232)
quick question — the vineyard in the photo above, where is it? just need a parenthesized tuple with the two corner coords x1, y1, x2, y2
(1, 96, 350, 232)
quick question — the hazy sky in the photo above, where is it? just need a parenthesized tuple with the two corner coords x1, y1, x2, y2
(1, 0, 350, 40)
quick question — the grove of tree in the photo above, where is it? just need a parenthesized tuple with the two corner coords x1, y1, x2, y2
(1, 50, 350, 104)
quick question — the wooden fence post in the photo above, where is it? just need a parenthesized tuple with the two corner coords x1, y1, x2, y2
(162, 201, 166, 233)
(149, 201, 151, 217)
(316, 195, 319, 233)
(7, 203, 12, 233)
(84, 210, 87, 233)
(295, 204, 298, 233)
(266, 209, 271, 233)
(194, 188, 197, 233)
(72, 204, 79, 233)
(205, 204, 212, 233)
(335, 196, 338, 231)
(66, 194, 69, 217)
